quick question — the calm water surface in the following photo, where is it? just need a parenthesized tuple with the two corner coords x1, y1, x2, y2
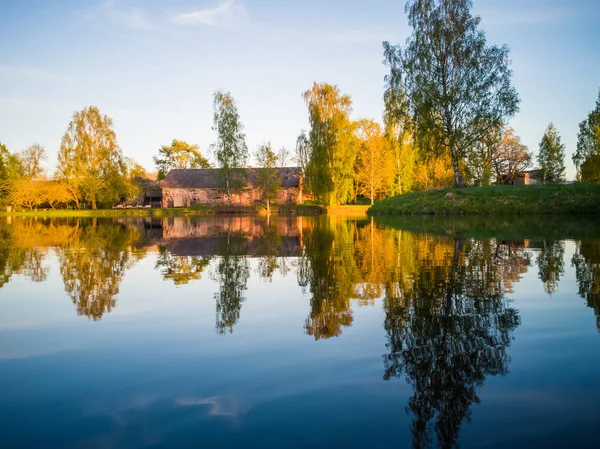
(1, 215, 600, 448)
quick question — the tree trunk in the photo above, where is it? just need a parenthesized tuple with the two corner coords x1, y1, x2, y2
(266, 198, 270, 213)
(91, 199, 97, 210)
(451, 149, 465, 188)
(226, 177, 232, 206)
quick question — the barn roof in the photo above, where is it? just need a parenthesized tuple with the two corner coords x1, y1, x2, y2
(161, 167, 301, 189)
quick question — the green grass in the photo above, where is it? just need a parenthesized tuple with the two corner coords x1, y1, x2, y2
(368, 183, 600, 215)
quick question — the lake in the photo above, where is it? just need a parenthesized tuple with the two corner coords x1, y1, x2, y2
(1, 215, 600, 448)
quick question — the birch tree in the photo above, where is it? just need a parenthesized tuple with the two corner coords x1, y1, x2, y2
(383, 0, 520, 187)
(254, 142, 281, 212)
(211, 90, 248, 204)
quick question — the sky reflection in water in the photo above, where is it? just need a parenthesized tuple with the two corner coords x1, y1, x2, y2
(1, 215, 600, 449)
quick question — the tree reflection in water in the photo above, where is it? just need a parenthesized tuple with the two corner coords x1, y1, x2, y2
(572, 240, 600, 330)
(5, 215, 600, 445)
(380, 234, 527, 448)
(212, 229, 250, 335)
(299, 217, 358, 340)
(536, 240, 565, 295)
(58, 219, 144, 320)
(155, 246, 211, 286)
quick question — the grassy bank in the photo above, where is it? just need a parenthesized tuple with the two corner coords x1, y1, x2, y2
(368, 183, 600, 215)
(0, 204, 367, 218)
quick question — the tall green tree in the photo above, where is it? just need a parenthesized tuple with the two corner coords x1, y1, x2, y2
(211, 90, 249, 204)
(581, 155, 600, 183)
(254, 142, 281, 212)
(302, 82, 358, 206)
(18, 143, 46, 179)
(383, 0, 520, 187)
(153, 139, 211, 180)
(56, 106, 126, 209)
(573, 90, 600, 178)
(537, 123, 566, 183)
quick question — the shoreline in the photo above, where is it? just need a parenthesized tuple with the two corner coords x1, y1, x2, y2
(367, 183, 600, 216)
(0, 205, 370, 218)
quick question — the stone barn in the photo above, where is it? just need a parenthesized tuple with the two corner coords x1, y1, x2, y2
(161, 167, 303, 207)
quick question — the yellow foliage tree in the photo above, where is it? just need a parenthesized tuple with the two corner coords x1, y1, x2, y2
(355, 120, 395, 204)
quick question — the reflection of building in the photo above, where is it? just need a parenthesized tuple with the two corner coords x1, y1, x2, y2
(155, 217, 303, 257)
(161, 168, 302, 207)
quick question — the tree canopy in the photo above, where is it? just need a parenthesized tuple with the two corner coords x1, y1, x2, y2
(154, 139, 211, 180)
(18, 143, 46, 179)
(573, 89, 600, 178)
(355, 120, 394, 204)
(56, 106, 127, 209)
(537, 123, 566, 183)
(493, 127, 531, 185)
(383, 0, 520, 187)
(302, 82, 358, 206)
(211, 90, 249, 203)
(254, 142, 281, 212)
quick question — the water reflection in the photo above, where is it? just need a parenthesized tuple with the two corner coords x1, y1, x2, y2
(572, 241, 600, 329)
(57, 220, 145, 320)
(0, 216, 595, 331)
(381, 236, 525, 448)
(535, 240, 565, 295)
(301, 219, 358, 340)
(2, 215, 600, 447)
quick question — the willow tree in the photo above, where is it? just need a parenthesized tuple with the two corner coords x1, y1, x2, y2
(303, 82, 358, 206)
(211, 90, 248, 204)
(154, 139, 211, 180)
(573, 89, 600, 178)
(57, 106, 126, 209)
(383, 0, 520, 187)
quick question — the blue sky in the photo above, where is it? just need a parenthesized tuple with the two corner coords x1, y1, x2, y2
(1, 0, 599, 179)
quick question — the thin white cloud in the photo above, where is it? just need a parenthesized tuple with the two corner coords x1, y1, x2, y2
(171, 0, 248, 28)
(0, 65, 72, 83)
(87, 0, 155, 31)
